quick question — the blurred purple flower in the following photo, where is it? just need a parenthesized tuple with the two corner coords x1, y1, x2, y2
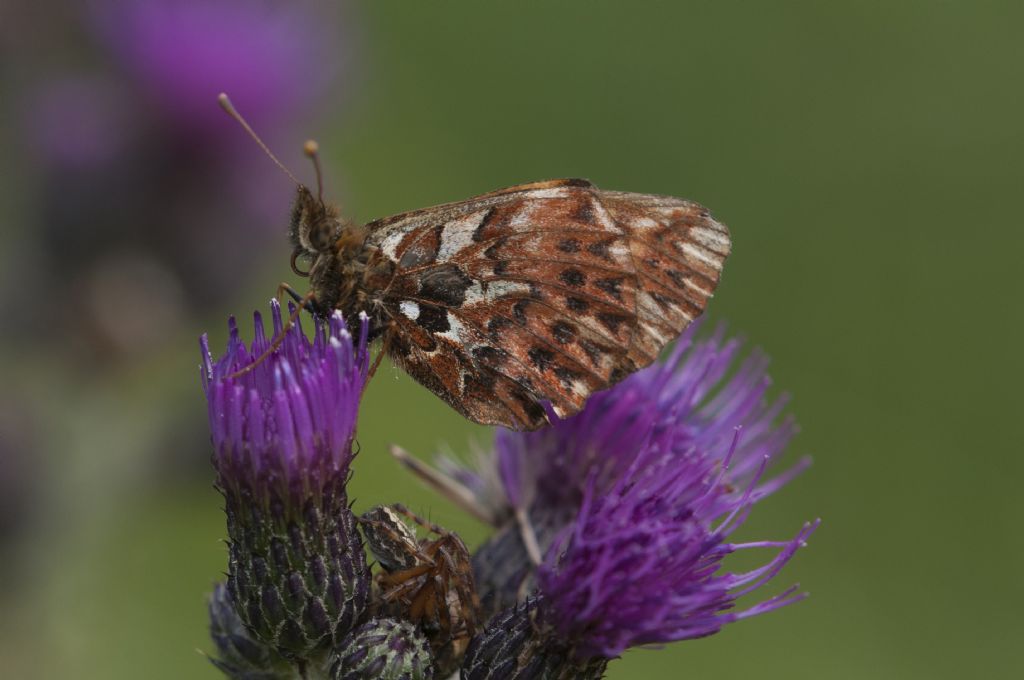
(13, 0, 358, 355)
(88, 0, 348, 138)
(23, 74, 132, 170)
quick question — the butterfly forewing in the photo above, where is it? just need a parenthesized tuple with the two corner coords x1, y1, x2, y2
(366, 179, 730, 430)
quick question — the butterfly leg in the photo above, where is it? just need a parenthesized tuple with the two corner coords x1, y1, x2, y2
(363, 322, 396, 391)
(277, 282, 317, 313)
(228, 290, 316, 379)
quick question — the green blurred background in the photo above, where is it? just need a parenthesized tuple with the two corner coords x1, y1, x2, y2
(1, 1, 1021, 678)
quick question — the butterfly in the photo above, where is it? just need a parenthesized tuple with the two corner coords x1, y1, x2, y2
(220, 96, 730, 431)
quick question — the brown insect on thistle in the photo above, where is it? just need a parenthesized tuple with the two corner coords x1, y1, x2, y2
(218, 92, 731, 430)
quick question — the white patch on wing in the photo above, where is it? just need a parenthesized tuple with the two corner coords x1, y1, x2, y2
(607, 240, 631, 263)
(508, 203, 538, 228)
(638, 320, 672, 349)
(637, 290, 668, 318)
(380, 227, 416, 261)
(463, 280, 532, 305)
(437, 209, 489, 261)
(437, 312, 468, 343)
(680, 242, 723, 268)
(527, 187, 572, 200)
(684, 276, 713, 296)
(399, 301, 420, 320)
(590, 199, 621, 232)
(689, 226, 731, 254)
(629, 216, 661, 231)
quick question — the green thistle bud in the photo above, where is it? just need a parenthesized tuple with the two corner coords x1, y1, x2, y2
(208, 583, 295, 679)
(225, 495, 367, 658)
(461, 599, 606, 680)
(332, 618, 434, 680)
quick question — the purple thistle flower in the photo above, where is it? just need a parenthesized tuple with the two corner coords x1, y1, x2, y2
(494, 324, 807, 518)
(390, 325, 821, 675)
(458, 325, 813, 618)
(201, 302, 369, 509)
(536, 447, 818, 659)
(200, 301, 371, 660)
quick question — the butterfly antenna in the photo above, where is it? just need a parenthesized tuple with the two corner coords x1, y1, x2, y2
(217, 92, 302, 187)
(227, 291, 316, 379)
(303, 139, 326, 204)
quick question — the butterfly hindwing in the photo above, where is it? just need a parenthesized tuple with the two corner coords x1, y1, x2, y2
(366, 179, 730, 430)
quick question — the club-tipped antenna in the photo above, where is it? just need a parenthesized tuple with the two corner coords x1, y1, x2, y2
(218, 92, 302, 186)
(303, 140, 326, 204)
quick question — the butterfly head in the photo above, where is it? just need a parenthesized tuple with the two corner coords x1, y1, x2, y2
(288, 185, 343, 266)
(287, 184, 373, 320)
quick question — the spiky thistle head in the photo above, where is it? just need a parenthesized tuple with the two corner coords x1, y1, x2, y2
(200, 302, 371, 660)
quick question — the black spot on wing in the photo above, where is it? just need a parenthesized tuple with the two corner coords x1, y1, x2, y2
(558, 238, 582, 253)
(418, 264, 473, 307)
(666, 269, 688, 289)
(483, 236, 508, 260)
(559, 268, 586, 287)
(416, 304, 450, 333)
(587, 239, 612, 260)
(597, 312, 629, 335)
(595, 277, 624, 301)
(649, 291, 675, 309)
(566, 296, 589, 313)
(551, 321, 576, 344)
(578, 339, 604, 367)
(553, 365, 580, 387)
(513, 301, 529, 325)
(472, 345, 507, 366)
(527, 347, 555, 372)
(487, 316, 512, 340)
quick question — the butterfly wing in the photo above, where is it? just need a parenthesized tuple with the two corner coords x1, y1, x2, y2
(366, 179, 730, 430)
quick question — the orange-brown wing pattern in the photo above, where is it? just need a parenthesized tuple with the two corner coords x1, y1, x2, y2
(600, 190, 731, 367)
(366, 179, 730, 430)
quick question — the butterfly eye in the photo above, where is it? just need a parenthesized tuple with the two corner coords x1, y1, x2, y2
(290, 250, 312, 277)
(308, 221, 336, 251)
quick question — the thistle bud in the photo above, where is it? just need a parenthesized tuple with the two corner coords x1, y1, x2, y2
(332, 618, 434, 680)
(461, 599, 605, 680)
(201, 302, 371, 659)
(207, 583, 292, 679)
